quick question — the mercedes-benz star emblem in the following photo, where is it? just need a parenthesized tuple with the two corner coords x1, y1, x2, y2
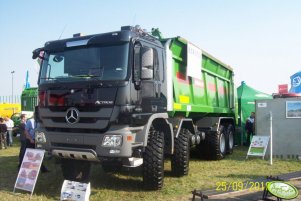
(65, 107, 80, 124)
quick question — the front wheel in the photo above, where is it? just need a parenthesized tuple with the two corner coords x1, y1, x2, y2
(61, 159, 91, 182)
(171, 128, 190, 177)
(143, 127, 164, 190)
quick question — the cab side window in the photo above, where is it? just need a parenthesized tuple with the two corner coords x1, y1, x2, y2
(153, 48, 160, 81)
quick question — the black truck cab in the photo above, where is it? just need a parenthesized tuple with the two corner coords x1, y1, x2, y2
(34, 26, 170, 185)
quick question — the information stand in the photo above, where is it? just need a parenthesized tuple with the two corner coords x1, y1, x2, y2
(13, 148, 45, 196)
(246, 136, 270, 159)
(61, 180, 91, 201)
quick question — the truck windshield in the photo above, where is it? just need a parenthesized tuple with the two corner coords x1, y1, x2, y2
(39, 43, 129, 83)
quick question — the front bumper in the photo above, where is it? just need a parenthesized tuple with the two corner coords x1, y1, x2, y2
(37, 125, 144, 160)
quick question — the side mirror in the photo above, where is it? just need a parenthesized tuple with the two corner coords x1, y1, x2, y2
(141, 47, 154, 80)
(141, 67, 153, 80)
(141, 47, 154, 69)
(32, 48, 44, 60)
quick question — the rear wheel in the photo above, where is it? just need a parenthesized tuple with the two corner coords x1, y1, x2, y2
(143, 126, 164, 190)
(207, 125, 226, 160)
(226, 124, 234, 154)
(61, 159, 91, 182)
(171, 128, 190, 176)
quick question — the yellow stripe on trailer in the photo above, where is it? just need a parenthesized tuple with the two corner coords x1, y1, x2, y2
(179, 95, 189, 103)
(173, 103, 182, 110)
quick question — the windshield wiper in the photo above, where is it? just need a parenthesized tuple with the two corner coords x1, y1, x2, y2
(70, 75, 101, 81)
(72, 74, 100, 78)
(41, 75, 100, 82)
(40, 77, 64, 87)
(40, 77, 61, 81)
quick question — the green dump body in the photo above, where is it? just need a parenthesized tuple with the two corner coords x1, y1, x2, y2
(165, 37, 235, 118)
(21, 87, 38, 112)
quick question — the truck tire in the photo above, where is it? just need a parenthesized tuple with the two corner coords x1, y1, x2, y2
(143, 126, 164, 190)
(61, 159, 91, 182)
(171, 128, 190, 176)
(226, 124, 234, 154)
(207, 125, 226, 160)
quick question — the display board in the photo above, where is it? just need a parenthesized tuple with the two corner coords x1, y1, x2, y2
(14, 148, 45, 196)
(61, 180, 91, 201)
(246, 136, 270, 159)
(286, 101, 301, 118)
(187, 42, 202, 79)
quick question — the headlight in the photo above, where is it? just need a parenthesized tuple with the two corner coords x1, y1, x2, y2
(102, 135, 122, 147)
(35, 131, 46, 143)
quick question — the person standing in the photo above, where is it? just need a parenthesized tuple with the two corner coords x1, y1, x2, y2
(245, 112, 255, 146)
(0, 117, 8, 149)
(24, 118, 35, 147)
(24, 117, 49, 172)
(5, 116, 14, 146)
(18, 114, 27, 169)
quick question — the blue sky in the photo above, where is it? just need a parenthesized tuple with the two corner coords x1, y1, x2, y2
(1, 0, 301, 98)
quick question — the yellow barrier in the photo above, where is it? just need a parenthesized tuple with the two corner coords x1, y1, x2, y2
(0, 103, 21, 118)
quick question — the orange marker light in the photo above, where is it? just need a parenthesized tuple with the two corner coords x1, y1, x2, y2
(127, 135, 133, 142)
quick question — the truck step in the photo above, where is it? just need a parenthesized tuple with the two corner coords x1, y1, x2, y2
(123, 157, 143, 167)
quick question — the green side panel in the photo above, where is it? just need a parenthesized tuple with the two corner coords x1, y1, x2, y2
(205, 74, 217, 107)
(21, 87, 38, 112)
(168, 37, 235, 118)
(217, 78, 227, 108)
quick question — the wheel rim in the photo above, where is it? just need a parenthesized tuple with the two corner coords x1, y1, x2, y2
(220, 133, 226, 153)
(229, 131, 234, 149)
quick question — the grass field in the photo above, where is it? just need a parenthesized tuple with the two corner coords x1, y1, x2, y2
(1, 140, 301, 201)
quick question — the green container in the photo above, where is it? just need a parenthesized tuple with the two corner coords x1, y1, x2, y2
(163, 37, 235, 118)
(21, 87, 38, 112)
